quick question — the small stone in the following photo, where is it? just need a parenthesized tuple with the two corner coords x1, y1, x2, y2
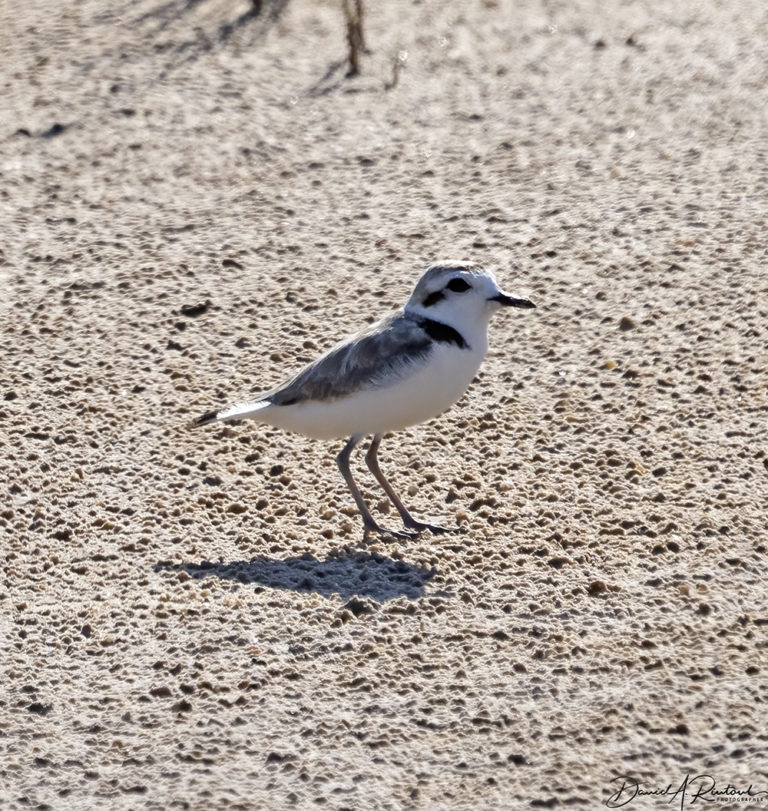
(342, 597, 375, 617)
(180, 301, 210, 318)
(41, 122, 67, 138)
(171, 699, 192, 712)
(265, 751, 297, 764)
(618, 316, 636, 331)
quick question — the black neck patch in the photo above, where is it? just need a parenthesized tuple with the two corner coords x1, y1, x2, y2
(418, 317, 469, 350)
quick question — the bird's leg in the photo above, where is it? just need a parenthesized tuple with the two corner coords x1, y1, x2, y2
(337, 436, 416, 540)
(364, 434, 456, 534)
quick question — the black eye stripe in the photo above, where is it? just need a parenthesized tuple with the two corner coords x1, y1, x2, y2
(422, 290, 445, 307)
(446, 278, 471, 293)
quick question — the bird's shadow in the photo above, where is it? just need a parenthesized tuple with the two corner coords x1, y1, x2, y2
(155, 551, 434, 602)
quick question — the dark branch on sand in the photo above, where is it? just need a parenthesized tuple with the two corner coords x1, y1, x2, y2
(342, 0, 365, 76)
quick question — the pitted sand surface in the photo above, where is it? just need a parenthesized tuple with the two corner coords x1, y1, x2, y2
(2, 1, 767, 808)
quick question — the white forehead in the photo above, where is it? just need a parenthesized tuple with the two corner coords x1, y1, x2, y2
(413, 261, 498, 295)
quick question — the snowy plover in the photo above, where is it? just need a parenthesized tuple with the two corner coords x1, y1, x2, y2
(192, 261, 535, 538)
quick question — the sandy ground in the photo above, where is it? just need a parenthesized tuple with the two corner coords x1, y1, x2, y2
(2, 0, 768, 808)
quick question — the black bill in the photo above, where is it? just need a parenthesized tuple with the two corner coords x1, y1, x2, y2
(491, 292, 536, 308)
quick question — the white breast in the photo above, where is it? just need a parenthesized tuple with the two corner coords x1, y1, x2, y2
(256, 340, 486, 440)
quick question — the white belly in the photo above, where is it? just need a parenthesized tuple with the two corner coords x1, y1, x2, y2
(256, 343, 485, 440)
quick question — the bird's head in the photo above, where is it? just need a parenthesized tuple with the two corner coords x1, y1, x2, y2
(405, 261, 535, 329)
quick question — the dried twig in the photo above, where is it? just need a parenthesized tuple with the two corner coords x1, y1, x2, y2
(342, 0, 365, 76)
(385, 49, 407, 91)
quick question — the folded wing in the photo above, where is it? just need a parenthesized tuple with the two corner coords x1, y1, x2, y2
(267, 311, 432, 406)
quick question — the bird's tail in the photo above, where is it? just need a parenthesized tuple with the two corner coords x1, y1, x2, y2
(189, 399, 270, 428)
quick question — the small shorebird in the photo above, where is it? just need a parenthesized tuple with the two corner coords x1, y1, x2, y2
(192, 261, 535, 538)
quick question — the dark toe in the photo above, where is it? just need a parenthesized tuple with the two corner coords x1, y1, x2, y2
(364, 523, 418, 540)
(403, 519, 457, 535)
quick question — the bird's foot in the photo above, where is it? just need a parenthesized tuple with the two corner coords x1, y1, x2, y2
(363, 522, 419, 541)
(402, 517, 458, 535)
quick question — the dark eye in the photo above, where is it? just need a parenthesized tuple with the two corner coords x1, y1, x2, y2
(446, 278, 471, 293)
